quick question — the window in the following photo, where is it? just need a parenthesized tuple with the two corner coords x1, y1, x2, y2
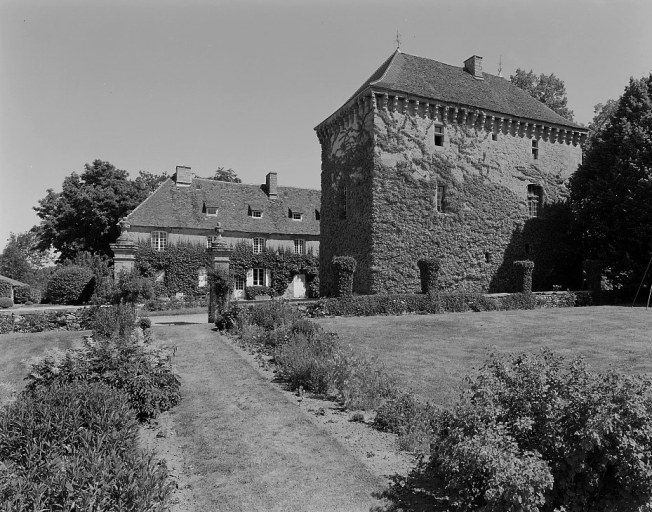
(206, 235, 219, 248)
(315, 209, 321, 221)
(198, 267, 207, 288)
(434, 125, 444, 146)
(532, 139, 539, 159)
(235, 276, 245, 291)
(436, 185, 446, 212)
(292, 212, 302, 221)
(294, 239, 305, 254)
(527, 184, 543, 218)
(253, 237, 266, 254)
(492, 132, 498, 141)
(253, 268, 265, 286)
(251, 210, 262, 218)
(206, 207, 218, 216)
(151, 231, 167, 251)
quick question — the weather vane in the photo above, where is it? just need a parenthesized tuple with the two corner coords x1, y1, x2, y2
(395, 29, 401, 51)
(498, 55, 503, 77)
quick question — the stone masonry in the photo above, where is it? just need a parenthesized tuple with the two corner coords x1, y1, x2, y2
(316, 51, 587, 295)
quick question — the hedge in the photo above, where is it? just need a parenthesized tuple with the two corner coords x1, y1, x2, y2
(307, 291, 579, 317)
(45, 265, 95, 305)
(0, 308, 94, 334)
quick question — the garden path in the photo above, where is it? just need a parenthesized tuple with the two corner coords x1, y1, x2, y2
(148, 320, 388, 512)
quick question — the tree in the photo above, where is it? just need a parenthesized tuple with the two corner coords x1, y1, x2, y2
(584, 99, 619, 153)
(510, 68, 575, 121)
(134, 170, 169, 193)
(0, 229, 53, 282)
(569, 74, 652, 290)
(209, 167, 241, 183)
(34, 160, 167, 260)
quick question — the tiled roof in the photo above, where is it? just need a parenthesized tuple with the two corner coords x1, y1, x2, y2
(0, 275, 29, 287)
(328, 51, 584, 130)
(127, 178, 320, 236)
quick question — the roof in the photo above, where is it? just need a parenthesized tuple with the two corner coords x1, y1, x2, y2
(322, 50, 584, 131)
(127, 177, 320, 236)
(0, 275, 29, 287)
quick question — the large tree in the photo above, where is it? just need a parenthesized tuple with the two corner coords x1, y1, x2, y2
(0, 229, 54, 282)
(209, 167, 241, 183)
(34, 160, 167, 260)
(569, 74, 652, 290)
(510, 68, 575, 121)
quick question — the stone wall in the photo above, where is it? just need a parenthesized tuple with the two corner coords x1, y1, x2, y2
(318, 110, 375, 296)
(368, 107, 582, 293)
(318, 97, 583, 295)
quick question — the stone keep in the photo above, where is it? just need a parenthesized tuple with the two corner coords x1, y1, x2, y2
(315, 51, 587, 295)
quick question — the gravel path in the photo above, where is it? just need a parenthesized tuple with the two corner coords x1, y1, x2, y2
(150, 322, 389, 512)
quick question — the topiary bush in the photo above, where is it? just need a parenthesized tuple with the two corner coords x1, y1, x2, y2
(12, 284, 42, 304)
(0, 381, 173, 510)
(0, 281, 12, 298)
(332, 256, 356, 298)
(513, 260, 535, 293)
(0, 297, 14, 309)
(417, 258, 441, 295)
(45, 265, 95, 304)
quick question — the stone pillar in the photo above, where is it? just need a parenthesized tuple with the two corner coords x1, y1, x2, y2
(418, 258, 441, 295)
(110, 218, 136, 280)
(207, 224, 233, 323)
(513, 260, 535, 293)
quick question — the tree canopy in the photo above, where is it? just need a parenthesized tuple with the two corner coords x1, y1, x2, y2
(0, 229, 54, 282)
(209, 167, 241, 183)
(510, 68, 575, 121)
(34, 160, 167, 260)
(569, 74, 652, 290)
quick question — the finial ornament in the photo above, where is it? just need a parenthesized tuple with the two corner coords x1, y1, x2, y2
(498, 55, 503, 77)
(395, 30, 401, 51)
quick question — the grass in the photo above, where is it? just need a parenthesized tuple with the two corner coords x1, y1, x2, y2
(0, 329, 87, 391)
(315, 306, 652, 408)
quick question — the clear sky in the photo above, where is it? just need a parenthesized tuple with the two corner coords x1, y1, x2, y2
(1, 0, 651, 251)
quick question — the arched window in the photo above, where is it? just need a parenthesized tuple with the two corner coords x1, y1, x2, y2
(527, 185, 543, 218)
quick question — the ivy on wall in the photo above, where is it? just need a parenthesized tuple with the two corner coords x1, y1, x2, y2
(229, 241, 319, 298)
(135, 241, 211, 298)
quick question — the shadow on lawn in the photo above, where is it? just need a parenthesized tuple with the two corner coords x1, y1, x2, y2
(371, 460, 448, 512)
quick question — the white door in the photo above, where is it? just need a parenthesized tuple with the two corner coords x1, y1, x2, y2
(292, 274, 306, 298)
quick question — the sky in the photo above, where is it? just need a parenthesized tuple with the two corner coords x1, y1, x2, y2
(1, 0, 651, 251)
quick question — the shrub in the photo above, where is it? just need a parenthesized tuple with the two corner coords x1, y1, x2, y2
(244, 285, 274, 300)
(497, 292, 537, 310)
(0, 281, 12, 298)
(45, 265, 95, 304)
(12, 284, 42, 304)
(91, 303, 137, 340)
(25, 333, 181, 421)
(247, 300, 300, 331)
(0, 297, 13, 309)
(422, 350, 652, 511)
(139, 317, 152, 330)
(417, 258, 441, 294)
(513, 259, 535, 293)
(113, 269, 154, 305)
(332, 256, 356, 297)
(0, 381, 173, 510)
(215, 302, 243, 332)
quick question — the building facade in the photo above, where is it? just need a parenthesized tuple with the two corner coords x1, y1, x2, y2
(123, 166, 320, 298)
(316, 51, 587, 295)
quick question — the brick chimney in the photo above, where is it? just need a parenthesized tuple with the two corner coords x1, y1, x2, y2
(464, 55, 484, 80)
(266, 172, 277, 199)
(174, 165, 193, 187)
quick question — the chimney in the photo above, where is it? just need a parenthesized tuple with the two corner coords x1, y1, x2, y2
(464, 55, 484, 80)
(174, 165, 193, 187)
(266, 172, 278, 199)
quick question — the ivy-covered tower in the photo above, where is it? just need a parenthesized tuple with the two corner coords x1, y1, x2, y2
(315, 50, 587, 296)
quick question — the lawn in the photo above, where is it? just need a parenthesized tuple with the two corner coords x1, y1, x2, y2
(316, 306, 652, 408)
(0, 329, 87, 391)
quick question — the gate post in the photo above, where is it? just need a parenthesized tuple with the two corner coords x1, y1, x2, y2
(207, 224, 233, 323)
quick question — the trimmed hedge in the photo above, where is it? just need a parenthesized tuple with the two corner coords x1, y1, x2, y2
(332, 256, 356, 298)
(0, 298, 13, 309)
(13, 285, 41, 305)
(307, 291, 578, 317)
(45, 265, 95, 305)
(417, 258, 441, 294)
(0, 281, 12, 298)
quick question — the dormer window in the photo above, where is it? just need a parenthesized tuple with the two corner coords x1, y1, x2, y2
(206, 207, 218, 216)
(250, 209, 262, 218)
